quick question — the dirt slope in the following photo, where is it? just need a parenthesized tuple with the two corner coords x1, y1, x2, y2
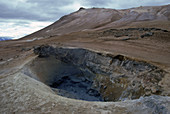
(22, 4, 170, 39)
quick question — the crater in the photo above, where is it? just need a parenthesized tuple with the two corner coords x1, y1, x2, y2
(22, 45, 166, 102)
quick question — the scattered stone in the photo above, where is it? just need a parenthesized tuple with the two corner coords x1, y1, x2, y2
(101, 27, 169, 40)
(141, 32, 154, 38)
(34, 45, 55, 57)
(162, 29, 168, 32)
(14, 55, 19, 58)
(114, 34, 121, 37)
(21, 47, 32, 51)
(151, 86, 158, 93)
(145, 90, 152, 96)
(122, 37, 130, 41)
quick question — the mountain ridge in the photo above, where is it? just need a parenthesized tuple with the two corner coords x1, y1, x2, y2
(22, 4, 170, 40)
(0, 37, 13, 41)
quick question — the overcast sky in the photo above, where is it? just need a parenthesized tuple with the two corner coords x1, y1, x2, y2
(0, 0, 170, 39)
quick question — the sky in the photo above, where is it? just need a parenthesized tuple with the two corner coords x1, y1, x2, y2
(0, 0, 170, 39)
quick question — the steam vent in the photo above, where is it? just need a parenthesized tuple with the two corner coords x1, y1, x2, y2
(1, 4, 170, 114)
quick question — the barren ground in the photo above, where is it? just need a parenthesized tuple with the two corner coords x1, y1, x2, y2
(0, 5, 170, 113)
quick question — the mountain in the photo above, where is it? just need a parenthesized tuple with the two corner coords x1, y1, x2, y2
(22, 4, 170, 40)
(0, 37, 12, 41)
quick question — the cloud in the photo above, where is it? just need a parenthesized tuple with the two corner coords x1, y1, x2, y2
(0, 19, 52, 39)
(114, 0, 170, 9)
(83, 0, 170, 9)
(0, 0, 170, 21)
(0, 0, 82, 21)
(0, 0, 170, 39)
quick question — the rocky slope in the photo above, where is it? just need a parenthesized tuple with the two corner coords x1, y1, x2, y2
(23, 4, 170, 40)
(0, 4, 170, 114)
(32, 46, 168, 101)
